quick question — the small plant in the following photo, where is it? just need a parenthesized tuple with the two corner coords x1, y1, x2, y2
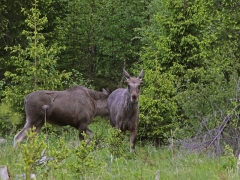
(68, 132, 96, 179)
(39, 136, 71, 179)
(18, 127, 47, 180)
(107, 127, 126, 158)
(220, 144, 238, 170)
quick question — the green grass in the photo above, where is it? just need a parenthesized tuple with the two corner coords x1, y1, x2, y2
(0, 119, 239, 180)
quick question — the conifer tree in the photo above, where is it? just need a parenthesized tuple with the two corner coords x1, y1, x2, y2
(4, 0, 71, 112)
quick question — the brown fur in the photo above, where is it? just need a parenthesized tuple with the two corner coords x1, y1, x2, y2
(14, 86, 109, 147)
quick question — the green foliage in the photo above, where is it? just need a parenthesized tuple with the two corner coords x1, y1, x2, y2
(0, 80, 5, 100)
(1, 129, 240, 180)
(0, 1, 8, 39)
(139, 0, 240, 142)
(55, 0, 147, 89)
(65, 69, 92, 88)
(18, 127, 47, 180)
(0, 103, 22, 136)
(139, 0, 212, 143)
(16, 129, 97, 179)
(1, 0, 240, 147)
(68, 133, 96, 179)
(220, 144, 238, 170)
(3, 0, 71, 113)
(39, 136, 71, 179)
(107, 127, 126, 158)
(138, 63, 178, 143)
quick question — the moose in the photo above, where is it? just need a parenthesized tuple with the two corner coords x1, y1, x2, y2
(14, 86, 109, 147)
(107, 69, 144, 152)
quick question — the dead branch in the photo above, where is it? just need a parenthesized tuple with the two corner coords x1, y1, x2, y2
(206, 104, 240, 149)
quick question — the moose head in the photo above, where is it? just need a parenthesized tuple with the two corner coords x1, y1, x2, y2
(123, 69, 144, 103)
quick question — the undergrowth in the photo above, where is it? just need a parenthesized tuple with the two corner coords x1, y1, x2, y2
(0, 119, 239, 180)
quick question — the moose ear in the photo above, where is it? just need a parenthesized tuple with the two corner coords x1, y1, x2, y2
(123, 69, 131, 80)
(102, 88, 109, 95)
(138, 69, 144, 80)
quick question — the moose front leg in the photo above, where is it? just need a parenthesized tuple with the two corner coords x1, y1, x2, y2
(129, 130, 137, 152)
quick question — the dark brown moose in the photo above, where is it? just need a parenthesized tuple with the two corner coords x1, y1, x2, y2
(14, 86, 109, 147)
(107, 69, 144, 152)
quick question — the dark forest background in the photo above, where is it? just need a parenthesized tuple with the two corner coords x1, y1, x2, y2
(0, 0, 240, 147)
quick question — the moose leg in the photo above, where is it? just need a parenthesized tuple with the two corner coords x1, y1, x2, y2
(78, 124, 87, 141)
(14, 121, 44, 147)
(78, 125, 94, 145)
(129, 130, 137, 152)
(14, 128, 27, 147)
(86, 127, 94, 144)
(14, 122, 32, 147)
(35, 122, 44, 134)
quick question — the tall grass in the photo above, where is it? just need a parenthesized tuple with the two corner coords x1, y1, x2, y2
(0, 119, 239, 180)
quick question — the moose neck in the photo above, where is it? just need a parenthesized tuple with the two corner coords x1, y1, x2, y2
(95, 99, 109, 116)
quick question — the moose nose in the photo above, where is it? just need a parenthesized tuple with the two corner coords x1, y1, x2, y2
(132, 95, 137, 100)
(131, 94, 138, 103)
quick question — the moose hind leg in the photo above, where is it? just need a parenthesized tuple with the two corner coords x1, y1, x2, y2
(85, 127, 94, 144)
(13, 122, 32, 147)
(78, 125, 94, 145)
(78, 125, 87, 141)
(13, 121, 43, 148)
(14, 128, 26, 147)
(35, 121, 44, 134)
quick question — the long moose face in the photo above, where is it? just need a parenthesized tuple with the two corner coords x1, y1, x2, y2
(124, 69, 144, 103)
